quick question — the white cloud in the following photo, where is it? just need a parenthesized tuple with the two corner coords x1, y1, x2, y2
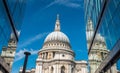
(14, 32, 49, 62)
(77, 49, 87, 53)
(45, 0, 82, 8)
(18, 32, 49, 49)
(14, 48, 38, 62)
(77, 49, 83, 52)
(64, 2, 81, 8)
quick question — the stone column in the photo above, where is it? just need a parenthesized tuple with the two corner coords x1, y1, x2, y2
(53, 65, 56, 73)
(35, 62, 42, 73)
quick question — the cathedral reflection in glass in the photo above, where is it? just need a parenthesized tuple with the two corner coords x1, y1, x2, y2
(0, 0, 26, 72)
(85, 0, 120, 73)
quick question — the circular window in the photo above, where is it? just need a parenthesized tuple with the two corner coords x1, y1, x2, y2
(62, 54, 65, 57)
(10, 51, 12, 54)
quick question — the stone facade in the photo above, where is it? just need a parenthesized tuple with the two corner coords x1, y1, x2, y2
(19, 67, 35, 73)
(19, 15, 88, 73)
(1, 37, 17, 72)
(35, 15, 88, 73)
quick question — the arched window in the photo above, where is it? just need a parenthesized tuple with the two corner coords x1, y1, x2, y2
(61, 66, 65, 73)
(71, 67, 74, 73)
(53, 52, 55, 58)
(51, 67, 54, 73)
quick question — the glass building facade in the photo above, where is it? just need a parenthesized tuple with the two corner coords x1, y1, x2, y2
(85, 0, 120, 73)
(0, 0, 26, 72)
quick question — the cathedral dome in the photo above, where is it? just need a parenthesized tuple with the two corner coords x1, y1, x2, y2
(44, 31, 70, 43)
(44, 14, 70, 44)
(42, 14, 71, 50)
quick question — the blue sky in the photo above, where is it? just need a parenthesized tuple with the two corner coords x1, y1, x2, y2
(11, 0, 88, 73)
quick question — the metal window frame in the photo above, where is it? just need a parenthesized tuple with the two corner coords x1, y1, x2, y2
(95, 39, 120, 73)
(2, 0, 18, 42)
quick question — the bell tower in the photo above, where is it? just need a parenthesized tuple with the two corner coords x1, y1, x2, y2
(1, 34, 17, 71)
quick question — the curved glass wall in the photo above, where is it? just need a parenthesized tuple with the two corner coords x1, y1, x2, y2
(85, 0, 120, 72)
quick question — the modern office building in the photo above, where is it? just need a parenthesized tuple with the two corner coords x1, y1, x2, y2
(85, 0, 120, 73)
(0, 0, 26, 73)
(86, 19, 117, 73)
